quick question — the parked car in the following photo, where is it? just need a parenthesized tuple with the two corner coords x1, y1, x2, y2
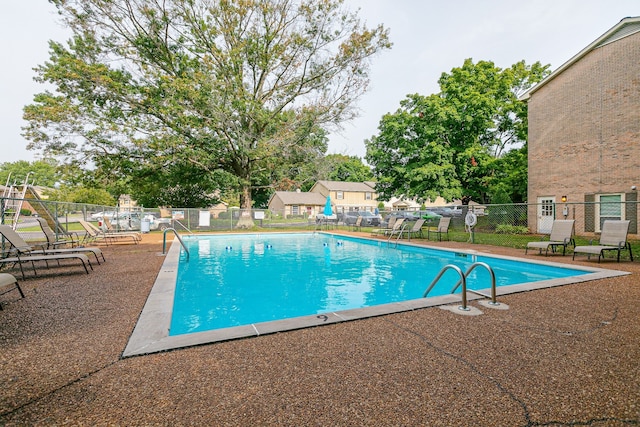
(114, 212, 141, 230)
(143, 213, 172, 230)
(421, 210, 443, 221)
(90, 211, 117, 220)
(423, 207, 459, 217)
(383, 211, 421, 226)
(342, 211, 381, 226)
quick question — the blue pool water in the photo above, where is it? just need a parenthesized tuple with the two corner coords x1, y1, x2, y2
(169, 233, 588, 336)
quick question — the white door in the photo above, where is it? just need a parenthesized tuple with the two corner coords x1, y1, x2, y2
(537, 197, 555, 234)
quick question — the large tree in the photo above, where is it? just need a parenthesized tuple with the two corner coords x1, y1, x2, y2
(23, 0, 391, 212)
(366, 59, 549, 204)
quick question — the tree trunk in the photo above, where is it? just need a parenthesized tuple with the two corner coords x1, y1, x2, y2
(235, 183, 254, 229)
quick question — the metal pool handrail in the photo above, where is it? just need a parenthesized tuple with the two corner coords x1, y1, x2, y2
(162, 228, 189, 260)
(449, 262, 498, 306)
(423, 262, 498, 311)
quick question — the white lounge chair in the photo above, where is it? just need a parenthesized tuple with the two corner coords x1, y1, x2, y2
(526, 220, 575, 256)
(573, 220, 633, 262)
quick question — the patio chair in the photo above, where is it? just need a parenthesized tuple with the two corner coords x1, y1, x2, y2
(350, 216, 363, 232)
(0, 273, 24, 309)
(371, 216, 404, 236)
(34, 217, 80, 248)
(398, 218, 426, 240)
(573, 220, 633, 262)
(525, 220, 575, 256)
(0, 225, 92, 279)
(427, 217, 451, 241)
(371, 216, 398, 237)
(33, 219, 105, 264)
(102, 217, 142, 240)
(79, 220, 139, 245)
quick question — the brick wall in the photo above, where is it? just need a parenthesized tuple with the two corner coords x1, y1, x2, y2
(527, 31, 640, 234)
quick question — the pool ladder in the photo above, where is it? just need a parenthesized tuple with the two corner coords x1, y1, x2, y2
(387, 222, 409, 247)
(162, 228, 190, 260)
(423, 262, 499, 311)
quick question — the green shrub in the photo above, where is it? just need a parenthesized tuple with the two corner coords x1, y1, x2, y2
(495, 224, 529, 234)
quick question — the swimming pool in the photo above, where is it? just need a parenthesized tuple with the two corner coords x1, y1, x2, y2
(169, 233, 590, 335)
(123, 232, 628, 357)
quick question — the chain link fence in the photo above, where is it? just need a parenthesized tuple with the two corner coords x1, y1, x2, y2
(2, 196, 637, 250)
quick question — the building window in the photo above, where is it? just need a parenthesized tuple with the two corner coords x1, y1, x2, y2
(336, 191, 344, 200)
(365, 192, 372, 200)
(597, 194, 623, 232)
(292, 205, 299, 215)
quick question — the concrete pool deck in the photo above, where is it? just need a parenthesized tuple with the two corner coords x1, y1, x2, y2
(0, 232, 638, 425)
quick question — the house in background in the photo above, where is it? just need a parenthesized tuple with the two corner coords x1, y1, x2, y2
(521, 16, 640, 234)
(309, 180, 378, 215)
(118, 194, 137, 211)
(267, 190, 327, 218)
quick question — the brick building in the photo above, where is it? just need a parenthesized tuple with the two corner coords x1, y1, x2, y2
(521, 17, 640, 234)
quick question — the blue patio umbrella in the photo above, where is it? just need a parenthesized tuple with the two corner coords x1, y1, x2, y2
(324, 196, 333, 216)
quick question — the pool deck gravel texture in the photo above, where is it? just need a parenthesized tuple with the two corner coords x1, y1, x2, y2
(0, 232, 638, 425)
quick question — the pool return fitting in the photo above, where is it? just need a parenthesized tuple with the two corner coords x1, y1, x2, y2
(423, 262, 500, 311)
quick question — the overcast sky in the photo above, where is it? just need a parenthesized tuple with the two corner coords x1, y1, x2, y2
(1, 0, 638, 164)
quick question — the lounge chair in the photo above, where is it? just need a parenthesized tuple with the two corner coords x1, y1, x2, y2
(102, 217, 142, 240)
(0, 226, 92, 279)
(35, 217, 80, 248)
(0, 273, 24, 309)
(427, 217, 451, 241)
(371, 216, 397, 237)
(34, 217, 79, 248)
(526, 220, 575, 256)
(350, 216, 363, 232)
(380, 218, 405, 238)
(31, 219, 105, 264)
(398, 218, 426, 240)
(79, 220, 139, 245)
(573, 220, 633, 262)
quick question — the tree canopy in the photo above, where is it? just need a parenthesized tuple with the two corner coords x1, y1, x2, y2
(23, 0, 391, 211)
(0, 159, 60, 188)
(365, 59, 549, 204)
(324, 154, 373, 182)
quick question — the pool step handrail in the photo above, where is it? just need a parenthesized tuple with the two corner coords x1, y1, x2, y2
(387, 222, 409, 247)
(162, 228, 190, 260)
(423, 262, 499, 310)
(173, 220, 193, 234)
(449, 262, 498, 306)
